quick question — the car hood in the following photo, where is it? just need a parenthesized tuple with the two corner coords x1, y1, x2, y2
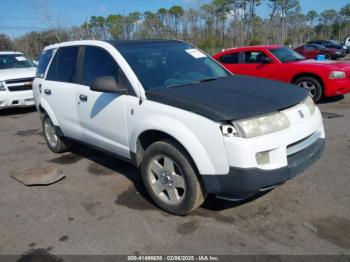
(146, 75, 308, 122)
(0, 67, 36, 81)
(295, 59, 350, 71)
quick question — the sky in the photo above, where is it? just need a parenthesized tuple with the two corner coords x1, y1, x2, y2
(0, 0, 349, 38)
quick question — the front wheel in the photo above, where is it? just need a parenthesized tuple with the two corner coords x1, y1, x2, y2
(294, 76, 323, 103)
(141, 139, 206, 215)
(42, 114, 71, 153)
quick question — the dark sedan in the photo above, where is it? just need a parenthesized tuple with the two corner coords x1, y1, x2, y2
(294, 44, 346, 60)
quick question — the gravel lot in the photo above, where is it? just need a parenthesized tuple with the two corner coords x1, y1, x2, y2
(0, 95, 349, 258)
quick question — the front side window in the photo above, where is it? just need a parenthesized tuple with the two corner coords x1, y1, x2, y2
(219, 52, 240, 64)
(46, 46, 79, 83)
(36, 49, 54, 78)
(269, 47, 305, 63)
(242, 51, 269, 63)
(117, 42, 229, 90)
(81, 46, 132, 92)
(0, 54, 36, 70)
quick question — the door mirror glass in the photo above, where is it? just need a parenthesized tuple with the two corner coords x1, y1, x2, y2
(90, 76, 127, 94)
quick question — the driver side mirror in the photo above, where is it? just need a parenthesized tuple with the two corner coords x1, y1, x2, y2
(90, 76, 127, 94)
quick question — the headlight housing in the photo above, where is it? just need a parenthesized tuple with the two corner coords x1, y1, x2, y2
(329, 71, 346, 79)
(302, 96, 315, 115)
(232, 112, 290, 138)
(0, 81, 6, 91)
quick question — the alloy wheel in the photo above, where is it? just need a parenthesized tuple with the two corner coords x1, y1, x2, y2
(147, 155, 186, 205)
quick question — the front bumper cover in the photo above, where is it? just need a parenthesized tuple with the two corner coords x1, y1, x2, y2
(201, 138, 325, 200)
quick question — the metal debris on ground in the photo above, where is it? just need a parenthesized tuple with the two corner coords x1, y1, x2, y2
(321, 112, 344, 119)
(302, 222, 318, 233)
(10, 166, 65, 186)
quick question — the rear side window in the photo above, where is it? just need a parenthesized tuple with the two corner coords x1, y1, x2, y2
(81, 46, 132, 94)
(46, 46, 79, 83)
(219, 53, 240, 64)
(36, 49, 54, 78)
(243, 51, 269, 63)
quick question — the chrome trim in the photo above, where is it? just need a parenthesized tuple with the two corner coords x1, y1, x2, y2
(287, 131, 321, 156)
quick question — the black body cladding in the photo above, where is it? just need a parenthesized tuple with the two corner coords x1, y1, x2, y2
(146, 75, 308, 121)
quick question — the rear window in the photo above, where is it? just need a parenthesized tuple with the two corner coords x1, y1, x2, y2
(36, 49, 54, 78)
(219, 53, 240, 64)
(46, 46, 79, 83)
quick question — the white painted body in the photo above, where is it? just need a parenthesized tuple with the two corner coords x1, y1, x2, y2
(0, 64, 36, 109)
(33, 40, 324, 177)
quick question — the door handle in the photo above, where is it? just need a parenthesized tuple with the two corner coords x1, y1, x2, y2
(44, 89, 51, 95)
(39, 84, 42, 93)
(79, 94, 88, 102)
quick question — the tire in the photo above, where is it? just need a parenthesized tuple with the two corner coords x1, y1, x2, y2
(141, 139, 206, 215)
(42, 113, 71, 153)
(294, 76, 323, 103)
(324, 53, 332, 60)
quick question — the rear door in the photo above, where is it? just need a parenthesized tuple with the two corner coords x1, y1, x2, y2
(75, 45, 130, 158)
(33, 48, 55, 106)
(42, 46, 82, 139)
(304, 45, 319, 59)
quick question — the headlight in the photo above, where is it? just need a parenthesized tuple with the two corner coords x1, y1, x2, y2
(0, 81, 6, 91)
(329, 71, 346, 79)
(302, 96, 315, 115)
(232, 112, 290, 138)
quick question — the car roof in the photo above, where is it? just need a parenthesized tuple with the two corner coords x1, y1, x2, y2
(43, 39, 184, 51)
(0, 51, 24, 55)
(226, 45, 281, 51)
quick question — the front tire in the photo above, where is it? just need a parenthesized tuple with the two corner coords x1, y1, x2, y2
(141, 139, 206, 215)
(294, 76, 323, 103)
(42, 114, 71, 153)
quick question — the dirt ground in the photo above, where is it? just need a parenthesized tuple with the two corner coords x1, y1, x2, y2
(0, 95, 349, 258)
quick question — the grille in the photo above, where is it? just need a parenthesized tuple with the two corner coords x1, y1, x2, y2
(7, 85, 32, 92)
(5, 77, 34, 84)
(5, 77, 33, 92)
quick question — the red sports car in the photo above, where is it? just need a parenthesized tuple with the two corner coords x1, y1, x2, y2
(213, 45, 350, 102)
(294, 44, 346, 60)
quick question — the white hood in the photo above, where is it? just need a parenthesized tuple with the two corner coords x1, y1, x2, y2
(0, 67, 36, 82)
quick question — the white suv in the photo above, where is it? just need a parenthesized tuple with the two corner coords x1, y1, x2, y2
(0, 52, 36, 109)
(33, 40, 325, 215)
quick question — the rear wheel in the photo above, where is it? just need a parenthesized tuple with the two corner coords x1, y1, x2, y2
(42, 114, 71, 153)
(324, 53, 332, 60)
(294, 76, 323, 103)
(141, 139, 206, 215)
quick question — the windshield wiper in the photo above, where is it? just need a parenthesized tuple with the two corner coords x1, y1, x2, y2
(166, 77, 222, 88)
(198, 77, 220, 82)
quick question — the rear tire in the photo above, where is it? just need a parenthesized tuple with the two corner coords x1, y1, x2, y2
(42, 114, 71, 153)
(294, 76, 323, 103)
(324, 53, 332, 60)
(141, 139, 206, 215)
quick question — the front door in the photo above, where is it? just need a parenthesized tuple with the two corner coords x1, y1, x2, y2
(76, 46, 130, 158)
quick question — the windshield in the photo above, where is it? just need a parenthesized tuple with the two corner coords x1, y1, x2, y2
(0, 54, 36, 69)
(117, 42, 230, 90)
(269, 47, 305, 63)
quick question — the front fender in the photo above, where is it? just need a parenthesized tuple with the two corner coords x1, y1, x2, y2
(129, 115, 228, 175)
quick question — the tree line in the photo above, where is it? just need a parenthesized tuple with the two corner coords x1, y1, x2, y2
(1, 0, 350, 58)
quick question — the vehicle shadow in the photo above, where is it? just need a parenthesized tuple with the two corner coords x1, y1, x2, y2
(69, 143, 155, 205)
(201, 191, 270, 211)
(318, 95, 344, 104)
(0, 107, 36, 116)
(69, 143, 268, 213)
